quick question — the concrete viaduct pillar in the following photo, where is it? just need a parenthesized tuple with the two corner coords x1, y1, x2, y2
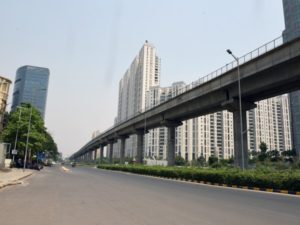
(99, 145, 104, 163)
(119, 136, 128, 164)
(94, 149, 97, 161)
(222, 99, 256, 169)
(162, 120, 183, 166)
(109, 141, 114, 164)
(136, 130, 144, 164)
(232, 109, 248, 168)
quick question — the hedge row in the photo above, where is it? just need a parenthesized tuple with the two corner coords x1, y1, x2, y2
(98, 165, 300, 191)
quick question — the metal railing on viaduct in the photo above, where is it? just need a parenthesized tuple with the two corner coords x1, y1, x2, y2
(70, 36, 300, 168)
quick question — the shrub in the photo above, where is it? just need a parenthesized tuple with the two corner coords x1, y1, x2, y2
(175, 156, 186, 166)
(98, 164, 300, 191)
(208, 156, 218, 166)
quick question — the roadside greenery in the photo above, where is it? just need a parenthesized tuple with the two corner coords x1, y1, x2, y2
(98, 164, 300, 191)
(97, 142, 300, 191)
(1, 104, 59, 161)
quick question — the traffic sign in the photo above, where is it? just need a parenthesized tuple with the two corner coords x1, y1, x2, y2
(12, 149, 18, 155)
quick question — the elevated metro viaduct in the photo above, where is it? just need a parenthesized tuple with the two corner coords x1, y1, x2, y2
(71, 37, 300, 168)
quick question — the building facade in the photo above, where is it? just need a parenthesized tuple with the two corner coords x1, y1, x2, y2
(116, 41, 161, 158)
(115, 38, 293, 162)
(282, 0, 300, 157)
(144, 82, 292, 162)
(0, 76, 12, 132)
(11, 65, 50, 119)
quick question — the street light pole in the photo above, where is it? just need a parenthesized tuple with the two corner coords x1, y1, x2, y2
(23, 88, 47, 170)
(144, 113, 148, 158)
(23, 106, 33, 170)
(227, 49, 245, 171)
(13, 107, 22, 164)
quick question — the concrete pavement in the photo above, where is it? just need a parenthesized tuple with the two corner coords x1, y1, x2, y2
(0, 168, 34, 189)
(0, 166, 299, 225)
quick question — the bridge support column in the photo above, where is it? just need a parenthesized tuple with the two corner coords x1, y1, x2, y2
(109, 142, 114, 164)
(162, 120, 183, 166)
(167, 126, 176, 166)
(232, 109, 248, 169)
(136, 131, 144, 164)
(94, 149, 97, 160)
(222, 99, 256, 169)
(88, 151, 93, 161)
(120, 136, 127, 164)
(99, 145, 104, 163)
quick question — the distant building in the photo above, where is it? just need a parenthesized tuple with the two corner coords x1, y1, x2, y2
(0, 75, 12, 132)
(282, 0, 300, 157)
(282, 0, 300, 42)
(11, 65, 50, 119)
(145, 82, 292, 161)
(248, 95, 292, 153)
(116, 41, 161, 157)
(92, 130, 101, 139)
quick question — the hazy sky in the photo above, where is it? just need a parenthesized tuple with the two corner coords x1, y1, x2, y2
(0, 0, 284, 157)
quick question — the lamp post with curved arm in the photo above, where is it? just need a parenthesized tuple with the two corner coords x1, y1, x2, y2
(227, 49, 245, 171)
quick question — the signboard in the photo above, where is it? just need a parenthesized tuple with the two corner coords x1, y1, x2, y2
(12, 149, 18, 155)
(37, 152, 45, 160)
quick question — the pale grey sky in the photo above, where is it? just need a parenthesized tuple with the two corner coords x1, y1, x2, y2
(0, 0, 284, 157)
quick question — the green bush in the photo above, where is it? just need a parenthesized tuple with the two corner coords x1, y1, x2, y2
(175, 156, 186, 166)
(98, 164, 300, 191)
(208, 156, 218, 166)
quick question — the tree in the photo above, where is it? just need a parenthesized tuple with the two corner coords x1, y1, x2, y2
(1, 104, 58, 161)
(282, 149, 297, 163)
(175, 155, 186, 166)
(258, 142, 268, 162)
(208, 155, 218, 166)
(197, 155, 206, 167)
(249, 150, 258, 164)
(43, 131, 58, 161)
(267, 150, 280, 162)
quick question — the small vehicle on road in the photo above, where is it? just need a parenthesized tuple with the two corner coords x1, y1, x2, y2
(71, 162, 76, 167)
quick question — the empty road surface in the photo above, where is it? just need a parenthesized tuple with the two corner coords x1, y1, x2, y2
(0, 166, 299, 225)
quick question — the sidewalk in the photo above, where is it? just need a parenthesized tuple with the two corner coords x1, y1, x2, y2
(0, 168, 34, 189)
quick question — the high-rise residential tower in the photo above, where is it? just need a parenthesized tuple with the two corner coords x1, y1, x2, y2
(144, 81, 292, 162)
(11, 65, 50, 119)
(282, 0, 300, 157)
(116, 41, 161, 157)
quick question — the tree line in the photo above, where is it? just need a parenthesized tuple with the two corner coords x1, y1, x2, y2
(1, 104, 59, 162)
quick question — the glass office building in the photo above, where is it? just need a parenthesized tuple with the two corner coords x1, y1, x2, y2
(282, 0, 300, 156)
(11, 65, 50, 119)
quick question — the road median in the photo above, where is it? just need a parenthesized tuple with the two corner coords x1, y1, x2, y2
(98, 164, 300, 195)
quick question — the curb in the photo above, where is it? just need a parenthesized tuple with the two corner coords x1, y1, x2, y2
(0, 171, 34, 190)
(98, 167, 300, 196)
(183, 179, 300, 196)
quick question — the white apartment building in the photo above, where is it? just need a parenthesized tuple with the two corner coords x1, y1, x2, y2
(116, 41, 161, 158)
(248, 95, 292, 153)
(115, 42, 292, 162)
(145, 82, 292, 161)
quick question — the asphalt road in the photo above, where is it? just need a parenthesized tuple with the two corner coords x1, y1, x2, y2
(0, 166, 299, 225)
